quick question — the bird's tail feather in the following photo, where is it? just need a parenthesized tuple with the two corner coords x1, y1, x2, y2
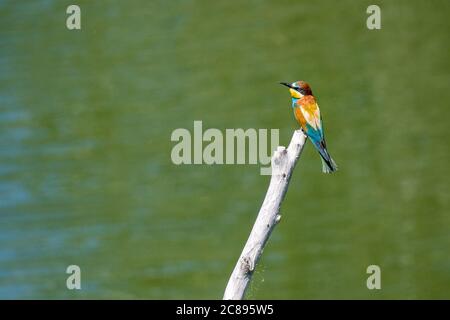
(318, 147, 338, 174)
(321, 156, 338, 173)
(311, 139, 338, 173)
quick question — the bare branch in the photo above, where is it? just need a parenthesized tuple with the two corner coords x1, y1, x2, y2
(223, 130, 307, 300)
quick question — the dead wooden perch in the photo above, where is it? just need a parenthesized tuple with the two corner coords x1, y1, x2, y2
(223, 130, 307, 300)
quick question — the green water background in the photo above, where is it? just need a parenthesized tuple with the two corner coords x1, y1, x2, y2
(0, 0, 449, 299)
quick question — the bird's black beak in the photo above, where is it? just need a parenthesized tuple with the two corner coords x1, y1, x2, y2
(279, 82, 293, 89)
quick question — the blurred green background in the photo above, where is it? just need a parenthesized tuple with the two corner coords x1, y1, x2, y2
(0, 0, 449, 299)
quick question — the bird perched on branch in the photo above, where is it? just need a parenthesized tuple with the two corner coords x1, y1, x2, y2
(280, 81, 338, 173)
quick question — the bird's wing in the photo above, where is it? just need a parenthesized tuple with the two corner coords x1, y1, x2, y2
(297, 97, 323, 135)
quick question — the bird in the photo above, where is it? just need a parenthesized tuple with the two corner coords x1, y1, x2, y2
(280, 81, 338, 173)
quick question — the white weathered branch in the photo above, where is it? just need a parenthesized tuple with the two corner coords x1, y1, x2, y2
(223, 130, 307, 300)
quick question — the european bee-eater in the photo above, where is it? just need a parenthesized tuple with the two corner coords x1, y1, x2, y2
(280, 81, 338, 173)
